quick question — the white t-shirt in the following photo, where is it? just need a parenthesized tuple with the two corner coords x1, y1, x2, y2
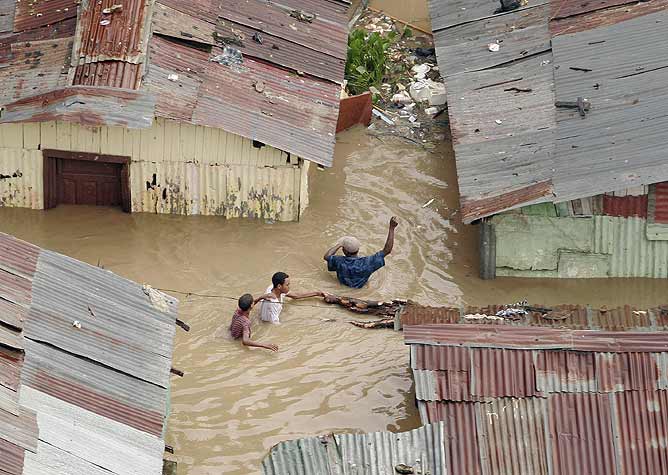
(259, 285, 285, 323)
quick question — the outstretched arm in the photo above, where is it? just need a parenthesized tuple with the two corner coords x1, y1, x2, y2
(286, 290, 325, 300)
(382, 216, 399, 255)
(241, 327, 278, 352)
(324, 239, 343, 260)
(254, 293, 273, 305)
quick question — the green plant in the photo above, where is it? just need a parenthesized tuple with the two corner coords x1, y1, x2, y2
(345, 29, 396, 95)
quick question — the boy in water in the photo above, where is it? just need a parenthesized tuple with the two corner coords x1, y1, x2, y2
(229, 293, 278, 352)
(257, 272, 326, 324)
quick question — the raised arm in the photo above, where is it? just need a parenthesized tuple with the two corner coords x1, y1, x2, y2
(241, 327, 278, 352)
(382, 216, 399, 256)
(324, 239, 343, 260)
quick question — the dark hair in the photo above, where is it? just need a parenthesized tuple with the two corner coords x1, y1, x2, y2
(238, 293, 254, 311)
(272, 271, 289, 288)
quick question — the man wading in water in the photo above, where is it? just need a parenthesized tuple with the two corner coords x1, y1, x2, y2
(256, 272, 327, 324)
(324, 216, 398, 288)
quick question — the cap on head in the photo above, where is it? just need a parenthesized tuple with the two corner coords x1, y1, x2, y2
(341, 236, 360, 254)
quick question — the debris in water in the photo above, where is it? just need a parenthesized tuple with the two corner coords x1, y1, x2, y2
(422, 198, 435, 208)
(372, 108, 395, 125)
(349, 318, 394, 329)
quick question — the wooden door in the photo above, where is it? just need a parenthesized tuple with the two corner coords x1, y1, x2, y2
(56, 158, 122, 206)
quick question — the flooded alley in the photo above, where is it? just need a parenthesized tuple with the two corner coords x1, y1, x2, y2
(2, 128, 668, 474)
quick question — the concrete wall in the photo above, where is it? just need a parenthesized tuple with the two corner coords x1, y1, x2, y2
(493, 214, 668, 278)
(0, 119, 307, 221)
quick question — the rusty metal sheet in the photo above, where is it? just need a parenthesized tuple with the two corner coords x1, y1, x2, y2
(0, 86, 155, 128)
(0, 0, 15, 34)
(21, 339, 166, 437)
(477, 398, 549, 475)
(602, 194, 648, 218)
(552, 10, 668, 203)
(0, 348, 22, 392)
(218, 0, 349, 60)
(74, 0, 147, 63)
(72, 61, 142, 89)
(530, 305, 590, 329)
(596, 352, 659, 393)
(404, 324, 668, 352)
(192, 45, 339, 167)
(24, 250, 177, 388)
(0, 437, 24, 475)
(411, 344, 470, 371)
(548, 393, 616, 475)
(428, 0, 549, 31)
(215, 19, 346, 84)
(0, 326, 21, 352)
(402, 303, 460, 326)
(152, 2, 215, 46)
(535, 350, 597, 393)
(418, 401, 482, 474)
(470, 348, 538, 398)
(612, 390, 668, 475)
(594, 305, 651, 331)
(550, 0, 668, 36)
(0, 268, 31, 308)
(0, 37, 72, 105)
(0, 407, 37, 453)
(651, 182, 668, 224)
(143, 35, 207, 122)
(13, 0, 78, 33)
(0, 233, 39, 279)
(0, 298, 28, 331)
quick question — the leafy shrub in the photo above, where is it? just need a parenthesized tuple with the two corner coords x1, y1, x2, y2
(345, 29, 396, 95)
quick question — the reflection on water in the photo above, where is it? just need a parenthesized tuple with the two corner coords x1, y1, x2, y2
(2, 128, 668, 474)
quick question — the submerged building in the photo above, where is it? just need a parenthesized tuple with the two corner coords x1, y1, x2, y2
(427, 0, 668, 277)
(0, 0, 350, 221)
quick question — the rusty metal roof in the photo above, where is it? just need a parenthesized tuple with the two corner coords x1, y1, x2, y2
(0, 232, 179, 474)
(0, 0, 347, 166)
(401, 301, 668, 331)
(429, 0, 668, 222)
(261, 423, 447, 475)
(1, 86, 155, 128)
(407, 319, 668, 474)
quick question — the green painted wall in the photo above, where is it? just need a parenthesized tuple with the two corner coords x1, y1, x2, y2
(493, 214, 668, 278)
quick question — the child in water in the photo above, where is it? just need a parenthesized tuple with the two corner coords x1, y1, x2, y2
(229, 293, 278, 352)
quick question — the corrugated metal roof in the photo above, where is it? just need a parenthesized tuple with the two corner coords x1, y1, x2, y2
(535, 350, 598, 393)
(24, 249, 176, 388)
(21, 339, 166, 437)
(0, 436, 24, 475)
(261, 423, 447, 475)
(549, 393, 616, 474)
(405, 324, 668, 352)
(74, 0, 148, 63)
(613, 389, 668, 474)
(0, 86, 155, 128)
(652, 182, 668, 224)
(429, 0, 668, 222)
(72, 61, 142, 89)
(12, 0, 78, 33)
(0, 232, 179, 474)
(478, 397, 549, 475)
(408, 320, 668, 475)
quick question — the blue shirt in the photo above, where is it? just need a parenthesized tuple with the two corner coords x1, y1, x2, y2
(327, 252, 386, 288)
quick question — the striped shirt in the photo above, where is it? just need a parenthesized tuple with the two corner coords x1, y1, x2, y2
(229, 309, 251, 340)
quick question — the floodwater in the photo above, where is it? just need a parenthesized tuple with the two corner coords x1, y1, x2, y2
(2, 128, 668, 474)
(368, 0, 433, 33)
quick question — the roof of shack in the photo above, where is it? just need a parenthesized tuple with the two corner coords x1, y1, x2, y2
(428, 0, 668, 222)
(0, 0, 350, 167)
(405, 320, 668, 474)
(0, 232, 178, 475)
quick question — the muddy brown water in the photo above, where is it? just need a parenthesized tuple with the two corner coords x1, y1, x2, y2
(2, 128, 668, 474)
